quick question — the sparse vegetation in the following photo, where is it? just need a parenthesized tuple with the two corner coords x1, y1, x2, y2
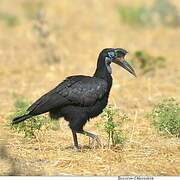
(9, 95, 59, 139)
(152, 0, 180, 27)
(118, 5, 150, 26)
(0, 12, 18, 27)
(130, 50, 166, 75)
(117, 0, 180, 27)
(147, 98, 180, 137)
(100, 105, 126, 147)
(0, 0, 179, 176)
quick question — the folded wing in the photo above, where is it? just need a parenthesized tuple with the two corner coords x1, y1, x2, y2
(27, 75, 108, 115)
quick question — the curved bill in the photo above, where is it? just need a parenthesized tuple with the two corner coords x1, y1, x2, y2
(113, 57, 136, 77)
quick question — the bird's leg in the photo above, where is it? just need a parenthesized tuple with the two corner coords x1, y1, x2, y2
(71, 130, 80, 152)
(79, 130, 102, 148)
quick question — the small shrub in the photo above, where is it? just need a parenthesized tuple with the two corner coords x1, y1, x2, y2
(101, 105, 126, 146)
(0, 12, 19, 27)
(130, 50, 166, 75)
(117, 0, 180, 27)
(147, 98, 180, 137)
(117, 5, 151, 26)
(9, 95, 59, 139)
(152, 0, 180, 27)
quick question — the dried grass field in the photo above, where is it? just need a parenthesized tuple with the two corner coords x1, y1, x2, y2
(0, 0, 180, 176)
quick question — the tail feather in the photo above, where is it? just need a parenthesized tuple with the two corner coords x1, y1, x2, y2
(12, 114, 32, 124)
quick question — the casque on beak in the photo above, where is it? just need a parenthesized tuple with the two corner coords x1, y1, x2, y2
(112, 49, 136, 77)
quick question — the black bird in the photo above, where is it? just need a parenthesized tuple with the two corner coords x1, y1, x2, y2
(12, 48, 136, 150)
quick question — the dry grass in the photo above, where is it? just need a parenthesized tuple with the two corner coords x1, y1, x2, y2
(0, 0, 180, 176)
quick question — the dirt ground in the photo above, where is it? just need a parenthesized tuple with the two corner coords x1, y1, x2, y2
(0, 0, 180, 176)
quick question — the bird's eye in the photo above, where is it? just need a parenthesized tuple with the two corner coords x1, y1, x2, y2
(107, 51, 115, 59)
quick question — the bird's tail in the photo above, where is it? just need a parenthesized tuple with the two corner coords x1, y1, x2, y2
(12, 114, 32, 124)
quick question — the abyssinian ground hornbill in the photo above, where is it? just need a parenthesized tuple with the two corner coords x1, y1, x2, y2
(12, 48, 136, 151)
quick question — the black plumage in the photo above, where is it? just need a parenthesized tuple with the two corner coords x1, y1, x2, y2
(12, 48, 136, 150)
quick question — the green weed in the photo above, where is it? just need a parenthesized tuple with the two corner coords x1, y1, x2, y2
(100, 105, 127, 147)
(130, 50, 166, 75)
(147, 98, 180, 137)
(152, 0, 180, 27)
(117, 5, 151, 26)
(0, 12, 18, 27)
(9, 95, 59, 139)
(117, 0, 180, 27)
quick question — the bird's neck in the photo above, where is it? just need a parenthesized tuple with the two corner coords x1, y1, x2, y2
(94, 66, 111, 79)
(93, 58, 112, 89)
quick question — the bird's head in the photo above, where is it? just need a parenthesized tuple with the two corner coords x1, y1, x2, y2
(98, 48, 136, 77)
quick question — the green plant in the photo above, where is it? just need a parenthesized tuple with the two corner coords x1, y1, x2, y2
(9, 95, 59, 139)
(117, 0, 180, 27)
(152, 0, 180, 27)
(117, 5, 151, 26)
(0, 12, 19, 27)
(101, 105, 126, 146)
(130, 50, 166, 75)
(147, 98, 180, 137)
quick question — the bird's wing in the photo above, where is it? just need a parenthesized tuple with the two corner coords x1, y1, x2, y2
(59, 76, 108, 106)
(27, 76, 108, 115)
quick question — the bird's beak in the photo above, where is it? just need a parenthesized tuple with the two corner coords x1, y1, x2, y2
(112, 57, 136, 77)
